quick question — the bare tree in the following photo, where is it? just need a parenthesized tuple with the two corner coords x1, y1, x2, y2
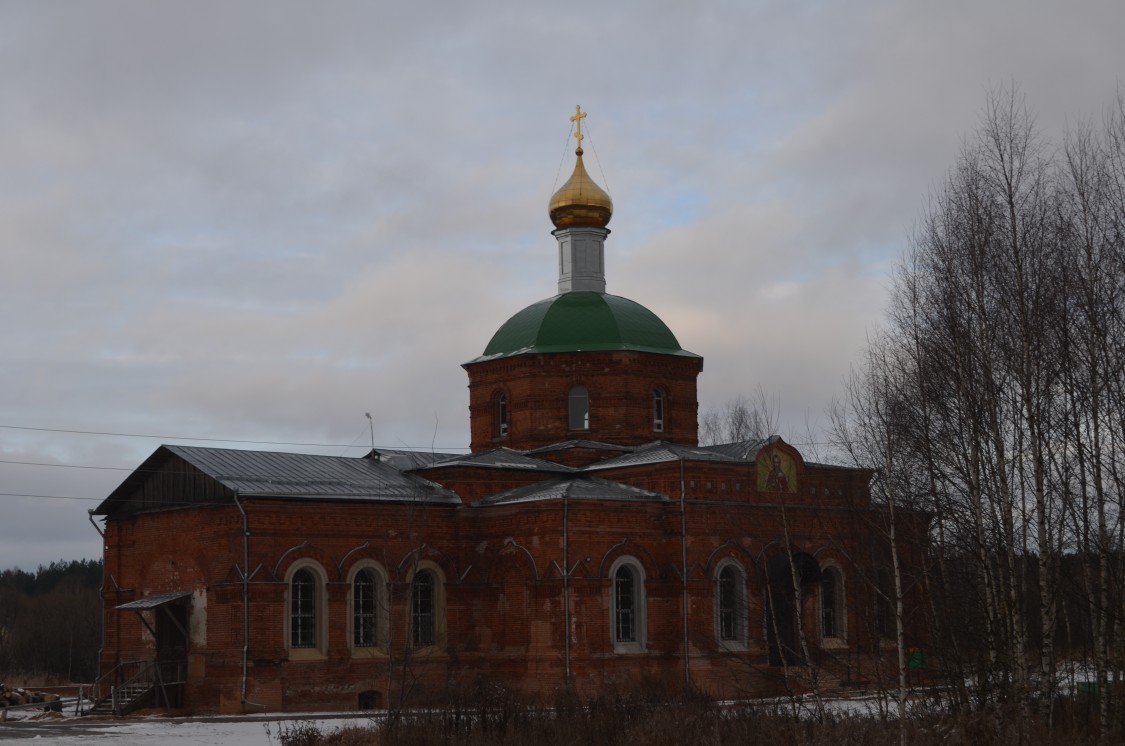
(698, 388, 779, 445)
(834, 85, 1125, 736)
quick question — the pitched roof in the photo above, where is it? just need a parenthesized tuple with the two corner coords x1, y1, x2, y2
(696, 437, 774, 461)
(369, 448, 462, 470)
(419, 448, 575, 473)
(95, 445, 459, 515)
(524, 439, 637, 455)
(581, 440, 740, 472)
(474, 476, 667, 506)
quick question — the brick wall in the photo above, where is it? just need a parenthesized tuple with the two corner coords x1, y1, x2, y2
(100, 456, 929, 712)
(465, 351, 703, 452)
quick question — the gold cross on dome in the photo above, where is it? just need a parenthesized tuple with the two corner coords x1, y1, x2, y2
(570, 104, 586, 146)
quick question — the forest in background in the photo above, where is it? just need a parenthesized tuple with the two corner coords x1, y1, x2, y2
(0, 559, 102, 683)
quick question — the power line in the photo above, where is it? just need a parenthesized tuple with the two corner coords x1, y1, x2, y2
(0, 458, 132, 472)
(0, 423, 471, 452)
(0, 492, 99, 502)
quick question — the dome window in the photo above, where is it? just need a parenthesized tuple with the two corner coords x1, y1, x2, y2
(568, 385, 589, 431)
(495, 392, 509, 437)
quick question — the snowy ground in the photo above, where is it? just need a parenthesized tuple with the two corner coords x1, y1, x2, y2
(0, 714, 370, 744)
(1, 665, 1111, 743)
(0, 694, 895, 744)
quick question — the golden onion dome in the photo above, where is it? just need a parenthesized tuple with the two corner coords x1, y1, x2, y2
(549, 148, 613, 229)
(549, 106, 613, 230)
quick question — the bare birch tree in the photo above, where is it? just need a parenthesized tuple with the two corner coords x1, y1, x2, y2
(835, 85, 1125, 737)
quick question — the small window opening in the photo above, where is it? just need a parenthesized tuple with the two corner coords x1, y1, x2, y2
(496, 393, 508, 437)
(652, 389, 665, 432)
(568, 385, 589, 430)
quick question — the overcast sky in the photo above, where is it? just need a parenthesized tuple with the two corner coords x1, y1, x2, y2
(2, 0, 1123, 570)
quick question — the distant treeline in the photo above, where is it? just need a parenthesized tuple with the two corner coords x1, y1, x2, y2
(0, 559, 102, 682)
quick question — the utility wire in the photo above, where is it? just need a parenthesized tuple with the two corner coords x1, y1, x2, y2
(0, 492, 100, 502)
(0, 423, 470, 452)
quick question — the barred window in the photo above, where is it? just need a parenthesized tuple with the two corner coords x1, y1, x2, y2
(615, 566, 637, 643)
(610, 557, 646, 653)
(290, 569, 317, 649)
(353, 569, 378, 647)
(412, 570, 435, 647)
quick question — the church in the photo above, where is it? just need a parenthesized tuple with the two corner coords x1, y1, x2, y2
(92, 109, 929, 714)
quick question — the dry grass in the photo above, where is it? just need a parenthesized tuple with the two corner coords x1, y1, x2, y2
(270, 683, 1118, 746)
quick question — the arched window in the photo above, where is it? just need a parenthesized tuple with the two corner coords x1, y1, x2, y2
(615, 567, 636, 641)
(820, 564, 846, 645)
(652, 389, 665, 433)
(412, 570, 434, 646)
(408, 564, 446, 649)
(291, 569, 317, 648)
(715, 560, 748, 648)
(610, 557, 646, 653)
(495, 392, 508, 437)
(568, 385, 589, 431)
(286, 561, 328, 658)
(347, 562, 388, 656)
(353, 569, 378, 647)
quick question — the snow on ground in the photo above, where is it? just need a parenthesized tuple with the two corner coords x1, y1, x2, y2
(0, 714, 369, 744)
(1, 696, 894, 744)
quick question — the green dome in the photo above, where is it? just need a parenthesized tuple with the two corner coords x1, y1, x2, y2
(470, 292, 699, 362)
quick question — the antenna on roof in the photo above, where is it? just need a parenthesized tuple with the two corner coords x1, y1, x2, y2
(365, 413, 375, 458)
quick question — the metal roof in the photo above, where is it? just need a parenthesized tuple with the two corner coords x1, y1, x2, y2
(524, 439, 637, 455)
(467, 292, 700, 363)
(581, 441, 741, 472)
(420, 448, 576, 473)
(115, 591, 192, 610)
(95, 445, 460, 514)
(369, 448, 462, 471)
(696, 437, 774, 461)
(162, 445, 458, 500)
(475, 476, 667, 506)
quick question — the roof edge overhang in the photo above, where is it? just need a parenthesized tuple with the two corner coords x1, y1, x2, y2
(463, 344, 702, 368)
(115, 591, 192, 611)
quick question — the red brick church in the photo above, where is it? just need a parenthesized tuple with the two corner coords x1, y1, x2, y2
(92, 111, 928, 714)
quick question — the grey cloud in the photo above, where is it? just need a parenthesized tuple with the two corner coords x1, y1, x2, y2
(3, 0, 1124, 568)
